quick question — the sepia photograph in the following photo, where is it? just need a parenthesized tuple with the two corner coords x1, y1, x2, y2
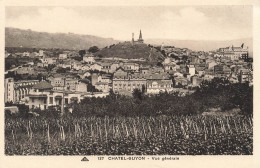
(3, 4, 255, 158)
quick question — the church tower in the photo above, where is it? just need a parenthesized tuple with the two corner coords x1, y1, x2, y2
(138, 30, 144, 43)
(132, 33, 134, 45)
(161, 42, 165, 51)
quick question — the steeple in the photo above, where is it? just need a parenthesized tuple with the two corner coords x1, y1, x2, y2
(161, 42, 164, 51)
(138, 29, 144, 43)
(139, 30, 142, 39)
(132, 33, 134, 45)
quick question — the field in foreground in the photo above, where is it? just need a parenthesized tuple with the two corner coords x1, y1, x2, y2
(5, 115, 253, 155)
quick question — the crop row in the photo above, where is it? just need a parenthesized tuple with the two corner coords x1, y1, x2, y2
(5, 115, 253, 155)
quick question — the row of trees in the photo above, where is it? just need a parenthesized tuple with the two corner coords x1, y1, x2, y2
(69, 78, 252, 117)
(78, 46, 100, 57)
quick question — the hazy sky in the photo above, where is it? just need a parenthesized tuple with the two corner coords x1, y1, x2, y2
(5, 6, 252, 41)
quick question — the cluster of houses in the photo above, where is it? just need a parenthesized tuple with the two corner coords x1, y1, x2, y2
(5, 43, 253, 111)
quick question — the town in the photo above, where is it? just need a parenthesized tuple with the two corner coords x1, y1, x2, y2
(4, 30, 253, 114)
(4, 5, 254, 156)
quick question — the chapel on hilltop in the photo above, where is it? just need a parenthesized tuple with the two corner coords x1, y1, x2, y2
(131, 30, 144, 45)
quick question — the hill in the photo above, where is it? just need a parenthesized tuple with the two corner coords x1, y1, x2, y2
(5, 27, 120, 50)
(94, 42, 165, 61)
(146, 38, 253, 57)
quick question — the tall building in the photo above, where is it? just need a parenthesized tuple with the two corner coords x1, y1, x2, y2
(112, 68, 146, 95)
(4, 78, 39, 103)
(186, 65, 196, 76)
(218, 43, 248, 59)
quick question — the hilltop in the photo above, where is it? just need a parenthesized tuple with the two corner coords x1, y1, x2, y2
(5, 27, 120, 50)
(94, 42, 165, 61)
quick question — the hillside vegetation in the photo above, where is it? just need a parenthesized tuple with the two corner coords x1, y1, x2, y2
(95, 42, 165, 61)
(5, 27, 119, 50)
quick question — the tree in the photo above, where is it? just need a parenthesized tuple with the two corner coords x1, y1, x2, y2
(182, 56, 188, 62)
(86, 82, 100, 92)
(141, 85, 146, 94)
(37, 73, 46, 81)
(98, 54, 103, 58)
(45, 64, 56, 71)
(161, 50, 166, 56)
(33, 58, 41, 65)
(56, 67, 69, 74)
(79, 50, 86, 57)
(132, 88, 143, 101)
(72, 56, 83, 61)
(194, 78, 253, 115)
(157, 62, 163, 67)
(88, 46, 99, 53)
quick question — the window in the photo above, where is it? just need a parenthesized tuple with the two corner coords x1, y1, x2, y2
(44, 105, 47, 110)
(44, 99, 47, 104)
(32, 98, 34, 103)
(65, 98, 68, 104)
(49, 97, 53, 104)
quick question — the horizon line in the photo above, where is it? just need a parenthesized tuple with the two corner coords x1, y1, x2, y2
(6, 26, 253, 42)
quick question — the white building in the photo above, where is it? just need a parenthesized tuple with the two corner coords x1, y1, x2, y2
(22, 52, 30, 57)
(146, 80, 173, 94)
(39, 50, 44, 57)
(26, 81, 108, 110)
(4, 78, 39, 103)
(41, 57, 56, 65)
(83, 54, 95, 64)
(186, 65, 196, 76)
(90, 63, 102, 71)
(59, 53, 68, 60)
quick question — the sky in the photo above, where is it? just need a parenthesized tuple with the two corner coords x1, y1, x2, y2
(5, 6, 252, 41)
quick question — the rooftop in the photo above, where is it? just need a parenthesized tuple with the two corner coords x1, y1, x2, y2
(33, 81, 53, 90)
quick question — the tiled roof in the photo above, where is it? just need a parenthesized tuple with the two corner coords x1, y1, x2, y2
(147, 80, 173, 85)
(33, 81, 53, 89)
(96, 82, 109, 85)
(145, 73, 169, 80)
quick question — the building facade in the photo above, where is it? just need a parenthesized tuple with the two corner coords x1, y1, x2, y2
(112, 68, 146, 95)
(4, 78, 39, 103)
(146, 80, 173, 94)
(26, 81, 107, 110)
